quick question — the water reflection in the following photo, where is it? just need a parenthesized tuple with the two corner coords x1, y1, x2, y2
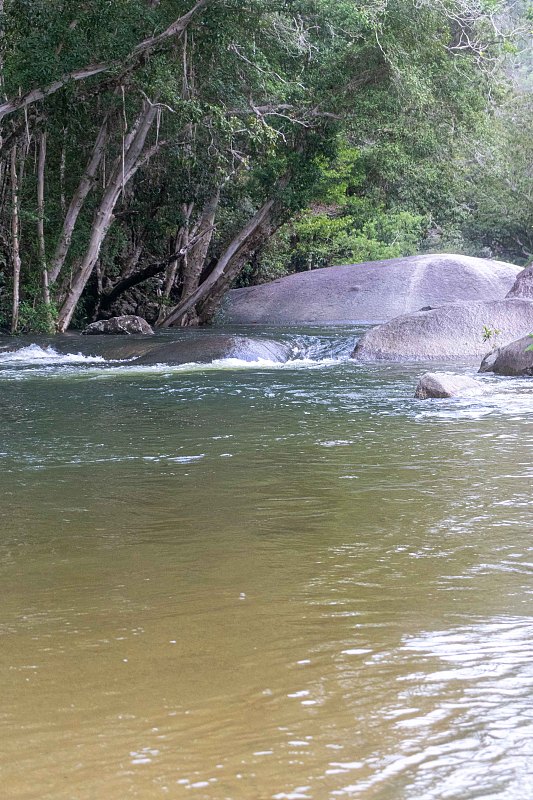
(0, 329, 532, 799)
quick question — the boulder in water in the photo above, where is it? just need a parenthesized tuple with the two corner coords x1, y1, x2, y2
(415, 372, 484, 399)
(217, 254, 521, 325)
(134, 334, 291, 365)
(82, 315, 154, 336)
(506, 265, 533, 300)
(479, 335, 533, 376)
(352, 299, 533, 362)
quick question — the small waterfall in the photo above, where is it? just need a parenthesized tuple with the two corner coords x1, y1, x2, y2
(0, 327, 362, 377)
(283, 333, 356, 363)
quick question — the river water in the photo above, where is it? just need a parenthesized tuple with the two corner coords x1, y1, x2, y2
(1, 327, 532, 800)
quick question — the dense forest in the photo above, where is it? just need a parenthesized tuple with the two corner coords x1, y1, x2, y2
(0, 0, 531, 333)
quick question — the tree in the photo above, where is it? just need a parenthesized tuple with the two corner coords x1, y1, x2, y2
(0, 0, 524, 332)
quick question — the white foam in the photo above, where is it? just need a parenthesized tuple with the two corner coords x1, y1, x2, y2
(108, 355, 343, 374)
(0, 344, 105, 365)
(0, 336, 353, 378)
(414, 377, 533, 420)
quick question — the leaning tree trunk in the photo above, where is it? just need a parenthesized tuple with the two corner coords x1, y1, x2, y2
(197, 216, 275, 324)
(56, 102, 158, 332)
(158, 197, 275, 328)
(49, 116, 110, 285)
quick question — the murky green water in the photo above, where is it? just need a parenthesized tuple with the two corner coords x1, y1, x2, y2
(1, 328, 532, 800)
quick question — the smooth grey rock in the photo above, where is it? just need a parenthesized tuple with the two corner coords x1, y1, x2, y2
(478, 348, 499, 372)
(82, 315, 154, 336)
(134, 334, 291, 365)
(217, 254, 521, 325)
(352, 299, 533, 361)
(415, 372, 484, 399)
(479, 335, 533, 376)
(506, 264, 533, 300)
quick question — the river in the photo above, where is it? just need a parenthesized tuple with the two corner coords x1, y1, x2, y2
(1, 327, 532, 800)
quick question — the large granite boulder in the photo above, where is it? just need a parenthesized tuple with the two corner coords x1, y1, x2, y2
(82, 315, 154, 335)
(217, 254, 521, 325)
(352, 299, 533, 362)
(479, 335, 533, 376)
(134, 334, 291, 365)
(415, 372, 484, 399)
(506, 264, 533, 300)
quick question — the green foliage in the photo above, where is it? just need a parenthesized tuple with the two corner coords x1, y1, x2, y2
(482, 325, 502, 347)
(0, 0, 529, 329)
(0, 286, 57, 334)
(458, 95, 533, 263)
(245, 205, 425, 284)
(0, 287, 10, 332)
(17, 300, 57, 334)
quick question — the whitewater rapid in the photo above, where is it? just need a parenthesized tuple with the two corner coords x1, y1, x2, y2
(0, 343, 107, 365)
(0, 336, 531, 423)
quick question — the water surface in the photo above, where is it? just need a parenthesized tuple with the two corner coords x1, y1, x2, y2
(1, 328, 532, 800)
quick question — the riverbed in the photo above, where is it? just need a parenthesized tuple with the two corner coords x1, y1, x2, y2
(1, 327, 532, 800)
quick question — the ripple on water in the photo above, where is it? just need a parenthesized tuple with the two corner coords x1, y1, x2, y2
(1, 328, 532, 800)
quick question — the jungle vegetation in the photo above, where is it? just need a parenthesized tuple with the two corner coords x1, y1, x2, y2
(0, 0, 531, 333)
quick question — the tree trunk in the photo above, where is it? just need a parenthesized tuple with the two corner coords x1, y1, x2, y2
(0, 0, 6, 106)
(36, 130, 52, 320)
(56, 102, 158, 332)
(10, 145, 21, 333)
(59, 128, 67, 215)
(165, 204, 192, 297)
(155, 223, 187, 325)
(100, 198, 219, 319)
(98, 257, 171, 313)
(163, 225, 186, 298)
(173, 193, 220, 327)
(158, 197, 274, 328)
(49, 116, 110, 284)
(179, 191, 219, 315)
(198, 218, 275, 323)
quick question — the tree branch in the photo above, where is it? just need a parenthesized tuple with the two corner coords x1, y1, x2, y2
(0, 0, 212, 124)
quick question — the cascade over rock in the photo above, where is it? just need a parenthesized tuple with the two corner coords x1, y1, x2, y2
(217, 254, 521, 325)
(134, 335, 291, 365)
(53, 332, 292, 364)
(351, 299, 533, 361)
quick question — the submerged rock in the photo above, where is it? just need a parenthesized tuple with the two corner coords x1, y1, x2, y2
(134, 334, 291, 365)
(479, 335, 533, 376)
(415, 372, 484, 399)
(217, 254, 521, 325)
(82, 315, 154, 336)
(351, 299, 533, 361)
(506, 265, 533, 300)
